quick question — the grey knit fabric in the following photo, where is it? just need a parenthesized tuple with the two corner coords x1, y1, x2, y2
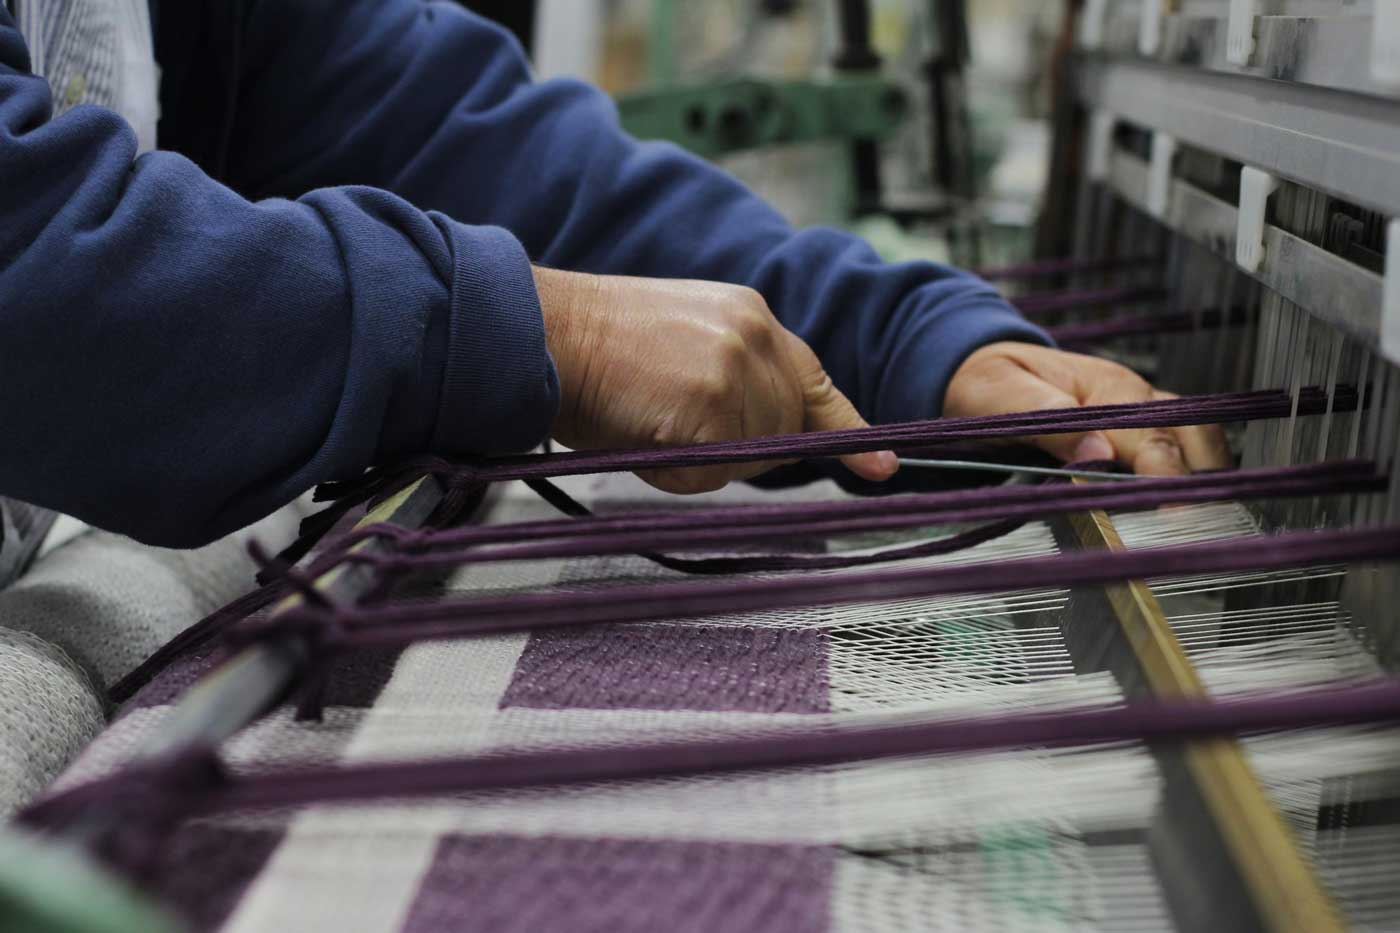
(0, 502, 309, 813)
(0, 628, 102, 809)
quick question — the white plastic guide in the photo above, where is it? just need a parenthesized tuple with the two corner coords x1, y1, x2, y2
(1079, 0, 1110, 50)
(1087, 110, 1116, 182)
(1384, 218, 1400, 365)
(1236, 167, 1279, 273)
(1147, 131, 1177, 218)
(1374, 0, 1400, 89)
(1139, 0, 1165, 55)
(1226, 0, 1258, 66)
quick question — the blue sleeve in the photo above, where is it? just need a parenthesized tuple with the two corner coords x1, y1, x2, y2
(0, 10, 557, 547)
(228, 0, 1050, 430)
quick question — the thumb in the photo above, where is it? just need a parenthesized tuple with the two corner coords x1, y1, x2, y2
(788, 334, 897, 482)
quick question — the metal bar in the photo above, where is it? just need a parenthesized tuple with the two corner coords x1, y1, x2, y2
(1104, 149, 1387, 356)
(1067, 504, 1344, 933)
(1077, 56, 1400, 216)
(1093, 8, 1395, 99)
(897, 457, 1143, 482)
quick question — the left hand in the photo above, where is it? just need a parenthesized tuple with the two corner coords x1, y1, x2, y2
(943, 342, 1232, 476)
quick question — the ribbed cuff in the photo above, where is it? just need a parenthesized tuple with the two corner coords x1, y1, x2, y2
(433, 222, 560, 455)
(879, 295, 1052, 424)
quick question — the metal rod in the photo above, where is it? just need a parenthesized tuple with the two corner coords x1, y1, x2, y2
(898, 457, 1143, 482)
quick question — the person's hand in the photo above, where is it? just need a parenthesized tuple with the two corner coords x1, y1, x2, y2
(944, 342, 1232, 476)
(533, 267, 898, 494)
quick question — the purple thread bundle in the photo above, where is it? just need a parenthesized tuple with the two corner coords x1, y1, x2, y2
(1012, 285, 1168, 317)
(1047, 307, 1246, 346)
(973, 253, 1161, 282)
(27, 678, 1400, 829)
(109, 389, 1361, 705)
(240, 524, 1400, 651)
(334, 460, 1380, 571)
(257, 386, 1349, 581)
(112, 459, 1378, 706)
(392, 388, 1350, 487)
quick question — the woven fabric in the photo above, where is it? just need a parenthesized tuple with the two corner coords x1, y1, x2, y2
(0, 502, 308, 814)
(42, 476, 1184, 933)
(26, 475, 1400, 931)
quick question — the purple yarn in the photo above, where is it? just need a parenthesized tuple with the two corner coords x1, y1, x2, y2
(1012, 285, 1168, 317)
(31, 679, 1400, 824)
(398, 388, 1350, 487)
(341, 461, 1379, 571)
(242, 524, 1400, 650)
(974, 254, 1161, 282)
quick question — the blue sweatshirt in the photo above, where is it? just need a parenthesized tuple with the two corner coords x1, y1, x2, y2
(0, 0, 1048, 548)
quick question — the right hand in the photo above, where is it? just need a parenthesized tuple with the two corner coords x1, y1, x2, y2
(532, 266, 898, 494)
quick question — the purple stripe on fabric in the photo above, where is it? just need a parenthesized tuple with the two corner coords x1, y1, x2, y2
(147, 823, 285, 933)
(500, 624, 830, 713)
(318, 646, 404, 709)
(401, 835, 834, 933)
(129, 645, 402, 712)
(127, 648, 220, 711)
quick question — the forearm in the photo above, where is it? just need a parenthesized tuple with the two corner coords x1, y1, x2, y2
(231, 0, 1048, 425)
(0, 13, 557, 545)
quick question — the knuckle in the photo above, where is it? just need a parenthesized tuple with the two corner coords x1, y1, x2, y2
(1139, 434, 1185, 462)
(730, 284, 768, 312)
(710, 329, 749, 372)
(690, 370, 733, 405)
(650, 417, 683, 448)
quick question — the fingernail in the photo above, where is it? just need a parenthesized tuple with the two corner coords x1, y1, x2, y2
(878, 450, 899, 476)
(1071, 434, 1114, 464)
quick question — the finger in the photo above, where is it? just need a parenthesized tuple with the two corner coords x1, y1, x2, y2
(787, 336, 896, 481)
(968, 361, 1112, 464)
(1107, 427, 1190, 476)
(637, 465, 737, 495)
(1173, 423, 1233, 471)
(1101, 390, 1226, 476)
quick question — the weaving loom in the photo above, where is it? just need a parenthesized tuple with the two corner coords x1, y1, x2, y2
(8, 2, 1400, 931)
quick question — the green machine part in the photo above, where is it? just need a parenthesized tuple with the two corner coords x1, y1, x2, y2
(0, 829, 182, 933)
(616, 75, 908, 160)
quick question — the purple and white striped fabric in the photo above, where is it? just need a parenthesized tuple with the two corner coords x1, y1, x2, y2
(52, 474, 1173, 932)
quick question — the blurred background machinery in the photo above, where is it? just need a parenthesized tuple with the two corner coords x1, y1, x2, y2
(462, 0, 1060, 269)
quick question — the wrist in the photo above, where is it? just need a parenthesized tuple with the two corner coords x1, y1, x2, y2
(532, 265, 605, 434)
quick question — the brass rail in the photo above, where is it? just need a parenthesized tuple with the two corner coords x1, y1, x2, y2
(1068, 507, 1343, 933)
